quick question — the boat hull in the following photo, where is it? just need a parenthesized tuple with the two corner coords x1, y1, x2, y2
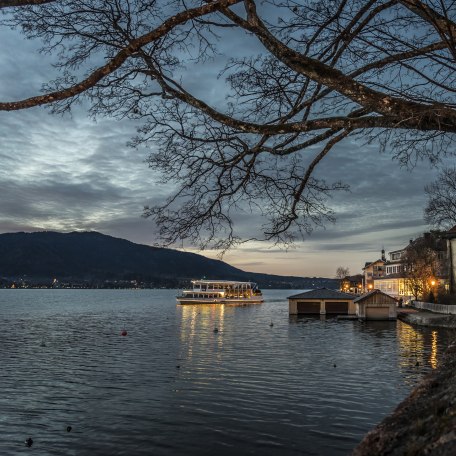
(176, 297, 264, 305)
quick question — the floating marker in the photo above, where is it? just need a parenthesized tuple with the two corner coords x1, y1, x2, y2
(25, 437, 33, 447)
(121, 330, 128, 336)
(66, 426, 72, 432)
(213, 327, 219, 333)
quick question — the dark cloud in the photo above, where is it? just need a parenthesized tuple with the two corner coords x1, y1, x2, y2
(314, 242, 387, 252)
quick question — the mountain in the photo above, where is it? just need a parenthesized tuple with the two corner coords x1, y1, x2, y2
(0, 231, 337, 289)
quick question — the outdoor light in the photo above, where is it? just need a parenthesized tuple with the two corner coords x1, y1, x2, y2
(430, 280, 436, 286)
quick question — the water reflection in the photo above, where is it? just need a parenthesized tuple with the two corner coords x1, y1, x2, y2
(0, 289, 453, 456)
(397, 321, 424, 363)
(179, 304, 227, 361)
(288, 314, 328, 324)
(357, 320, 397, 337)
(290, 315, 447, 385)
(430, 331, 438, 370)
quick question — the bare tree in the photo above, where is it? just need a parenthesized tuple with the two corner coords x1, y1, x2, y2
(335, 266, 350, 280)
(336, 265, 350, 290)
(1, 0, 456, 250)
(402, 234, 442, 300)
(424, 167, 456, 229)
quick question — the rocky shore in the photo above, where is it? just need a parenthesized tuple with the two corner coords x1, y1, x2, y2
(353, 310, 456, 455)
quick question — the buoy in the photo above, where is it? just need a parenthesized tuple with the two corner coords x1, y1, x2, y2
(66, 426, 72, 432)
(333, 364, 337, 368)
(121, 330, 128, 336)
(25, 437, 33, 447)
(176, 365, 180, 369)
(415, 361, 420, 366)
(269, 321, 274, 327)
(213, 327, 219, 333)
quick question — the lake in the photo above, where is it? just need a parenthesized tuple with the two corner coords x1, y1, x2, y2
(0, 289, 453, 455)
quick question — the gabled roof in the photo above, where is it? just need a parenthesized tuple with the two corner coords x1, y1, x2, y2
(389, 248, 406, 254)
(287, 288, 357, 300)
(447, 225, 456, 238)
(354, 289, 398, 303)
(363, 259, 385, 269)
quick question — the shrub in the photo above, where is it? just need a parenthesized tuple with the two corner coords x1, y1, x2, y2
(437, 293, 456, 305)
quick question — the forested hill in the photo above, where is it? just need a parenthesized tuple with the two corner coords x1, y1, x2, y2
(0, 231, 337, 289)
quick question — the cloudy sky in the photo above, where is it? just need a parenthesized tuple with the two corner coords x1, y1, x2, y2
(0, 17, 450, 278)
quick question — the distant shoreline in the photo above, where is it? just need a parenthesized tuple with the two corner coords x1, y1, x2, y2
(0, 285, 311, 290)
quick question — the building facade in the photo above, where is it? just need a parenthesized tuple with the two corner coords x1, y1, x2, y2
(370, 232, 448, 301)
(446, 225, 456, 294)
(355, 290, 398, 320)
(288, 288, 357, 315)
(340, 274, 364, 294)
(362, 250, 386, 292)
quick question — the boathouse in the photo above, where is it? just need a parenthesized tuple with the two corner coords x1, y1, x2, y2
(355, 289, 397, 320)
(288, 288, 356, 315)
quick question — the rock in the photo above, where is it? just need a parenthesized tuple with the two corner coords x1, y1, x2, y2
(353, 343, 456, 455)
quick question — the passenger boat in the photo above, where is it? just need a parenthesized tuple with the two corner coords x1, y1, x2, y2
(176, 280, 264, 305)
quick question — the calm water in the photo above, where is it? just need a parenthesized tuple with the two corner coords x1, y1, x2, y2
(0, 289, 454, 456)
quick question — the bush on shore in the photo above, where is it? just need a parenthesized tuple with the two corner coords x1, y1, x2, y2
(437, 292, 456, 306)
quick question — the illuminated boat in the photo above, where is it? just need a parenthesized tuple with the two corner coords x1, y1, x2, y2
(176, 280, 264, 305)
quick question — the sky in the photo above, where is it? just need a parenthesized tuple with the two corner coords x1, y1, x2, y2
(0, 14, 451, 279)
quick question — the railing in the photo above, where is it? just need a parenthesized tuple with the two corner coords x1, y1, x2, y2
(412, 301, 456, 315)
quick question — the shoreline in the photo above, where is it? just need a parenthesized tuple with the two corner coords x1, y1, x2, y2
(398, 308, 456, 329)
(353, 310, 456, 455)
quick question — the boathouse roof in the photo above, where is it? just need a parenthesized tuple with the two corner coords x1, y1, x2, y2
(287, 288, 357, 300)
(354, 289, 398, 303)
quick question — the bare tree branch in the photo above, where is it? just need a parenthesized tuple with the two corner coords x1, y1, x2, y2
(1, 0, 456, 249)
(0, 0, 242, 110)
(231, 1, 456, 131)
(425, 167, 456, 229)
(0, 0, 54, 8)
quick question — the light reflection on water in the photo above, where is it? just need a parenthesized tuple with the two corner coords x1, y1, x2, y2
(397, 320, 426, 384)
(396, 323, 445, 380)
(0, 289, 454, 456)
(430, 330, 438, 370)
